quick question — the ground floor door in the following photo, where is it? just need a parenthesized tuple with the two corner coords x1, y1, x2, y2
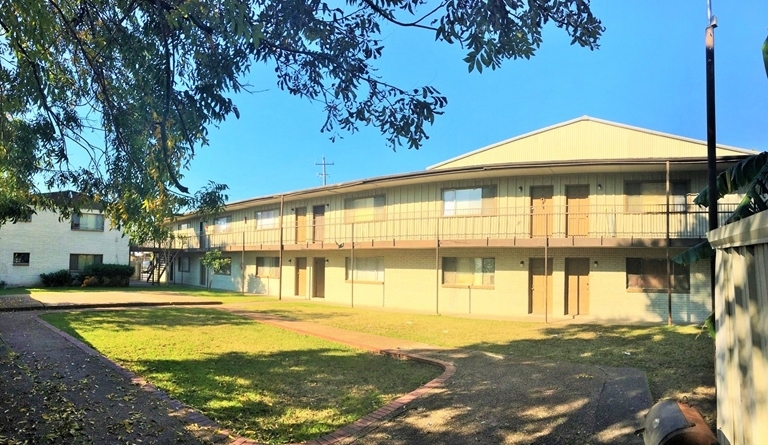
(565, 258, 590, 315)
(313, 257, 325, 298)
(295, 257, 307, 297)
(199, 261, 206, 286)
(529, 258, 553, 315)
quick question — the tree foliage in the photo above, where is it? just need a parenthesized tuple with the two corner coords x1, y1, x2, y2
(0, 0, 604, 240)
(201, 249, 228, 289)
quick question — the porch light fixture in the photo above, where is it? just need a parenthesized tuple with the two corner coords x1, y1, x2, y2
(288, 258, 292, 263)
(520, 260, 525, 267)
(597, 184, 602, 191)
(325, 258, 330, 263)
(518, 186, 523, 192)
(593, 260, 598, 268)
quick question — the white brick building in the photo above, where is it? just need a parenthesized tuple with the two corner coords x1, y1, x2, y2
(0, 206, 129, 287)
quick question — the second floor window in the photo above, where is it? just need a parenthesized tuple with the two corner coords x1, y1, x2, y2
(214, 215, 232, 233)
(442, 186, 496, 216)
(71, 213, 104, 231)
(344, 195, 385, 223)
(255, 209, 280, 229)
(625, 181, 688, 213)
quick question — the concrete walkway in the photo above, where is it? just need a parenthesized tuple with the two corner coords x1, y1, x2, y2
(0, 292, 652, 444)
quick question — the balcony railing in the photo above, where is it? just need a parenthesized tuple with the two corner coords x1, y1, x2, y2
(148, 203, 739, 251)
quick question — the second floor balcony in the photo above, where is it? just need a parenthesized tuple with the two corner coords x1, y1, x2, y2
(158, 203, 739, 252)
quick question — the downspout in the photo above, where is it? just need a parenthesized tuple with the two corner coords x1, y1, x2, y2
(241, 231, 245, 295)
(279, 195, 284, 301)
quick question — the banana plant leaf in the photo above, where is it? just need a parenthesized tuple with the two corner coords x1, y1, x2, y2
(674, 151, 768, 265)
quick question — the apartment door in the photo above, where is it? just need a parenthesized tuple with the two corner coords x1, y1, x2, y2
(529, 258, 553, 315)
(295, 207, 307, 243)
(312, 205, 325, 242)
(566, 185, 590, 237)
(531, 186, 553, 238)
(313, 257, 326, 298)
(198, 221, 206, 248)
(199, 261, 206, 286)
(565, 258, 590, 315)
(294, 257, 307, 296)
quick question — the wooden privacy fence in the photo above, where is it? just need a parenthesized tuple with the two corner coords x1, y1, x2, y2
(707, 211, 768, 445)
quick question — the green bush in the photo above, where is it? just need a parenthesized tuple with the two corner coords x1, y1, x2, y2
(40, 269, 73, 287)
(81, 263, 134, 287)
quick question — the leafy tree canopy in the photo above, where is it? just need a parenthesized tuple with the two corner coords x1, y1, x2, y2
(0, 0, 604, 242)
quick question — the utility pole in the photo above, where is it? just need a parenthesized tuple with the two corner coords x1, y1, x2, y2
(705, 1, 718, 312)
(316, 156, 334, 186)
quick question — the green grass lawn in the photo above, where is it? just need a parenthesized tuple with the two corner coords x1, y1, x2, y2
(214, 301, 715, 404)
(42, 309, 441, 445)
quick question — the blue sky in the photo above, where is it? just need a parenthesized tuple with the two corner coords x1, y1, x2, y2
(182, 1, 768, 203)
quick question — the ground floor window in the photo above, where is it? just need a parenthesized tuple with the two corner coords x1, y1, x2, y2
(345, 257, 384, 282)
(177, 256, 190, 272)
(257, 257, 280, 278)
(443, 257, 495, 286)
(626, 258, 690, 293)
(214, 257, 232, 275)
(13, 252, 30, 265)
(69, 254, 103, 271)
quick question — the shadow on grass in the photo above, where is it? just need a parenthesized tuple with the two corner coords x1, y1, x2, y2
(42, 308, 254, 333)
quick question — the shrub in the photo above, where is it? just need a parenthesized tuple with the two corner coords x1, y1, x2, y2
(81, 263, 134, 287)
(40, 269, 73, 287)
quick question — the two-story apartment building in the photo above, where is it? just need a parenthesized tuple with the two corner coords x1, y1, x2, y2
(0, 193, 129, 287)
(161, 117, 756, 323)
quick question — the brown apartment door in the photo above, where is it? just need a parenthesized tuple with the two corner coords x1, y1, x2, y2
(295, 257, 307, 297)
(531, 186, 553, 238)
(565, 258, 590, 316)
(312, 205, 325, 242)
(529, 258, 553, 315)
(295, 207, 307, 243)
(313, 257, 325, 298)
(566, 185, 590, 237)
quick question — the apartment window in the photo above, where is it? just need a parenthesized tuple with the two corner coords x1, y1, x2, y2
(71, 213, 104, 231)
(344, 195, 385, 223)
(177, 256, 191, 272)
(177, 222, 193, 230)
(214, 257, 232, 275)
(626, 258, 690, 293)
(214, 215, 233, 233)
(625, 181, 688, 213)
(69, 254, 103, 271)
(13, 252, 30, 266)
(256, 257, 280, 278)
(443, 257, 495, 286)
(442, 186, 496, 216)
(255, 209, 280, 229)
(345, 257, 384, 282)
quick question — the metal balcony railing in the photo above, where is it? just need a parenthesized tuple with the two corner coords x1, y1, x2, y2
(140, 203, 739, 251)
